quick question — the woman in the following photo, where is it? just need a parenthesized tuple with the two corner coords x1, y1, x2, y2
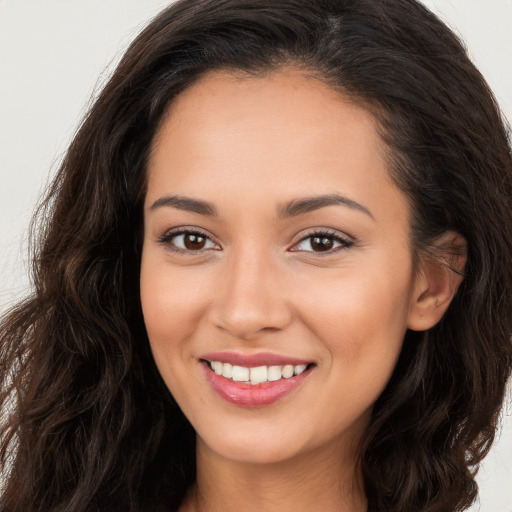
(1, 1, 511, 511)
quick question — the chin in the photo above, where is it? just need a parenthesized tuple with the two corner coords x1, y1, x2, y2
(197, 425, 312, 466)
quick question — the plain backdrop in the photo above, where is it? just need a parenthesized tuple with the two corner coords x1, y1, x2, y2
(1, 1, 511, 510)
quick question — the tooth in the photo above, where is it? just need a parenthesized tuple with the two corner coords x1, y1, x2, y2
(294, 364, 307, 375)
(250, 366, 268, 384)
(210, 361, 307, 382)
(231, 365, 250, 382)
(223, 363, 233, 379)
(212, 361, 223, 375)
(282, 365, 294, 378)
(267, 365, 282, 381)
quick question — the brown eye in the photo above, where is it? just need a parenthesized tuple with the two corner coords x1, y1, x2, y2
(160, 230, 219, 253)
(310, 236, 334, 252)
(292, 231, 353, 254)
(183, 233, 207, 250)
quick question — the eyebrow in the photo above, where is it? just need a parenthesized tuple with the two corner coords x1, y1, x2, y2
(149, 193, 374, 220)
(278, 193, 374, 220)
(150, 195, 218, 216)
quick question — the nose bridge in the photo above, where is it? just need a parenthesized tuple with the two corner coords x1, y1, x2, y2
(210, 243, 292, 340)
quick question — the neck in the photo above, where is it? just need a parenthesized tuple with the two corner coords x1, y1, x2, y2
(180, 437, 367, 512)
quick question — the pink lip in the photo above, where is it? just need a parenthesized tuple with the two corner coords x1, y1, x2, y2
(200, 351, 311, 367)
(200, 360, 314, 408)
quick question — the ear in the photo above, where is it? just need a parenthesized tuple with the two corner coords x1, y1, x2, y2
(407, 231, 467, 331)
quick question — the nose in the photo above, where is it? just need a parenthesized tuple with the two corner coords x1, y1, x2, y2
(208, 248, 293, 341)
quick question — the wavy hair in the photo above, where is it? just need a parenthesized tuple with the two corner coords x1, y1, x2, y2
(1, 1, 511, 511)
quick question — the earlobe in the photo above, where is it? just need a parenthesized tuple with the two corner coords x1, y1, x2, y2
(407, 231, 467, 332)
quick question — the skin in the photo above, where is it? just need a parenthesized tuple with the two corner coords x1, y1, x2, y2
(140, 68, 463, 512)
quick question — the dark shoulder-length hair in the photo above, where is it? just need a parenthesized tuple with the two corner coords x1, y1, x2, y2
(1, 1, 511, 511)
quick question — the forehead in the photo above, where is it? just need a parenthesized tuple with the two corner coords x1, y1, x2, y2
(146, 68, 408, 227)
(154, 68, 379, 155)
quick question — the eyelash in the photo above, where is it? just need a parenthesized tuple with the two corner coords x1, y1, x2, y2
(157, 228, 354, 256)
(291, 229, 354, 254)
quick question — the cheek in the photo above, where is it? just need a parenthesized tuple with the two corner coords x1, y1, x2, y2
(140, 256, 207, 404)
(299, 254, 413, 373)
(140, 253, 209, 347)
(298, 265, 412, 434)
(140, 259, 199, 399)
(311, 276, 409, 334)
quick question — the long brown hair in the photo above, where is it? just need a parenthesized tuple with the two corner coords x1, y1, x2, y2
(1, 1, 511, 511)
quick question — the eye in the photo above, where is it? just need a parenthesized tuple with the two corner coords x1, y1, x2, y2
(291, 230, 354, 254)
(158, 229, 220, 254)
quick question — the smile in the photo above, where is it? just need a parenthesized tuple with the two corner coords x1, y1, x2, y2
(206, 360, 309, 384)
(200, 354, 315, 407)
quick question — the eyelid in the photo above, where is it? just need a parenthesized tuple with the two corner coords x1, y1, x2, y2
(157, 227, 221, 254)
(156, 227, 354, 256)
(289, 229, 354, 254)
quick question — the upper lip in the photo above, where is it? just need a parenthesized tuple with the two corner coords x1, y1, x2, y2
(200, 351, 313, 367)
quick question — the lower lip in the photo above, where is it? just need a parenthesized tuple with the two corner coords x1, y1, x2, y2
(202, 363, 313, 407)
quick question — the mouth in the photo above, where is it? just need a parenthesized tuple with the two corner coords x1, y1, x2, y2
(199, 355, 316, 407)
(202, 359, 314, 385)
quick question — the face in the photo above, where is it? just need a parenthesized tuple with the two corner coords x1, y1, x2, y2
(140, 69, 420, 466)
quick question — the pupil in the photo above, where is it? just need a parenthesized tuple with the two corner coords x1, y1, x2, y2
(311, 236, 333, 251)
(184, 234, 206, 250)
